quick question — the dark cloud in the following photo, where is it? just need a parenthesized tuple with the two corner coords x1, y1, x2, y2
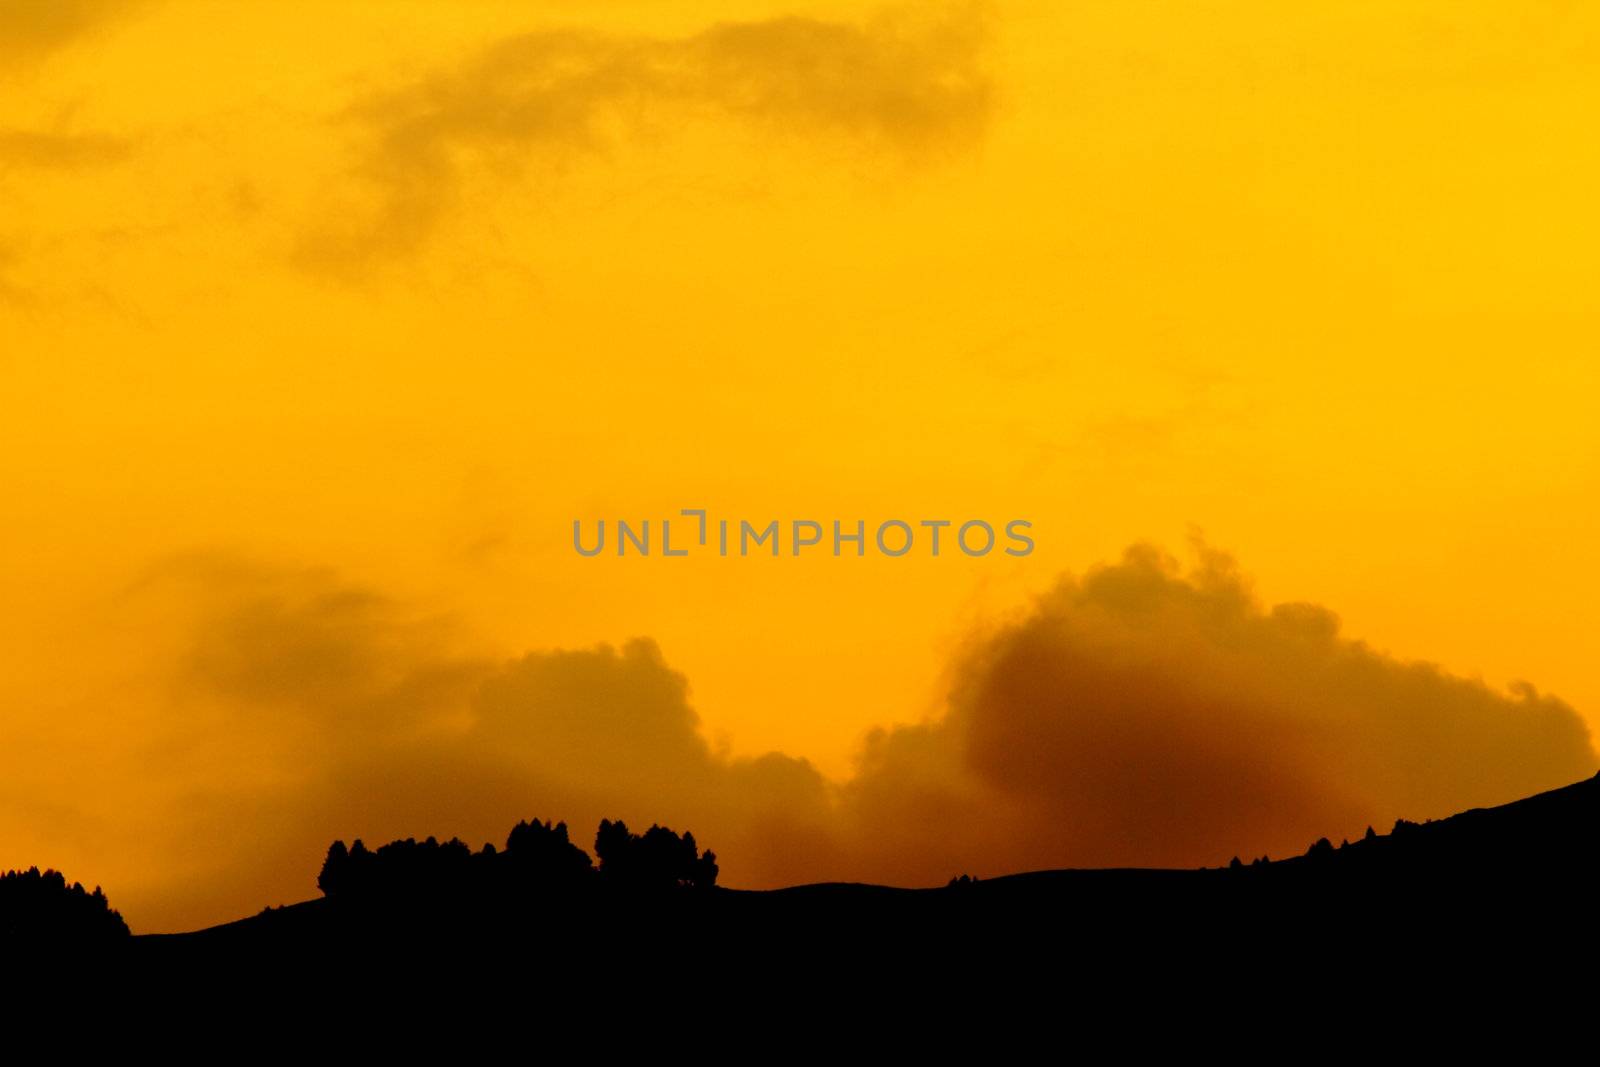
(296, 6, 993, 270)
(840, 544, 1598, 883)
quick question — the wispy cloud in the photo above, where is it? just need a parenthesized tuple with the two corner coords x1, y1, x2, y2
(0, 127, 131, 168)
(296, 6, 994, 271)
(0, 123, 136, 307)
(0, 0, 146, 66)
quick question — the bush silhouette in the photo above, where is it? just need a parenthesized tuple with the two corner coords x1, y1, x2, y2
(1, 867, 130, 943)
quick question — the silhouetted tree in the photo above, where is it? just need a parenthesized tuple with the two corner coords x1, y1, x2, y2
(595, 818, 637, 882)
(313, 813, 713, 922)
(595, 819, 718, 890)
(1, 867, 130, 942)
(505, 818, 593, 886)
(693, 849, 719, 890)
(318, 840, 349, 896)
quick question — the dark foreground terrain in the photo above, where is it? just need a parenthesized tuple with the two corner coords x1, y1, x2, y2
(117, 773, 1599, 1005)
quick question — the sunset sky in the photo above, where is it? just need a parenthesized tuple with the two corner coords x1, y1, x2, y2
(3, 1, 1597, 932)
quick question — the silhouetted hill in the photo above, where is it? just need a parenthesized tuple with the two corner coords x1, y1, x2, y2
(127, 772, 1599, 975)
(55, 778, 1583, 1050)
(7, 770, 1588, 1032)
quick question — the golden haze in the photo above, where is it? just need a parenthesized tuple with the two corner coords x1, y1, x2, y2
(2, 1, 1597, 931)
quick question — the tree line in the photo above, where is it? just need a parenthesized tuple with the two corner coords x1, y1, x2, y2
(316, 817, 719, 903)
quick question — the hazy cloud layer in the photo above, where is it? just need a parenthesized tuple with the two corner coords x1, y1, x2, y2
(0, 238, 20, 304)
(0, 127, 131, 168)
(8, 543, 1594, 931)
(0, 122, 134, 304)
(298, 7, 993, 269)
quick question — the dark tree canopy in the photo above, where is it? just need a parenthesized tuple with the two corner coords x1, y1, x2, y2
(1, 867, 130, 943)
(317, 833, 498, 903)
(315, 815, 716, 911)
(595, 819, 718, 890)
(505, 818, 593, 884)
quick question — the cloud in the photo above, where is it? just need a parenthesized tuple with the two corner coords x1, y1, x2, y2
(839, 543, 1598, 883)
(104, 557, 837, 929)
(10, 542, 1594, 931)
(296, 5, 993, 270)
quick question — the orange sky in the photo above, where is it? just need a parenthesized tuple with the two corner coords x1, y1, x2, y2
(3, 1, 1597, 932)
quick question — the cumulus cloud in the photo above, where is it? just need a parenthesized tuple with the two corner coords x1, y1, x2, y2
(113, 557, 837, 929)
(10, 543, 1594, 931)
(296, 6, 993, 269)
(840, 543, 1598, 883)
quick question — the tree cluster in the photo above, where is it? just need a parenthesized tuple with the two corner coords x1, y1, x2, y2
(595, 819, 718, 890)
(316, 816, 718, 905)
(1, 867, 130, 942)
